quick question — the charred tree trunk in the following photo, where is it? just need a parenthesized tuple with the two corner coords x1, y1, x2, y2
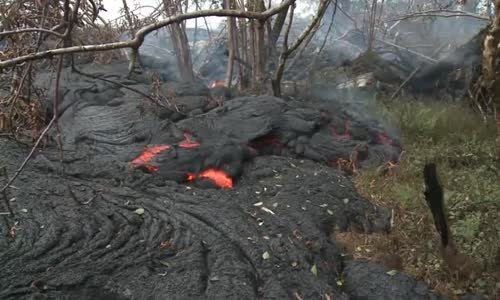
(253, 1, 267, 91)
(247, 3, 257, 89)
(482, 0, 500, 160)
(238, 17, 250, 90)
(163, 0, 195, 82)
(271, 0, 330, 97)
(255, 20, 266, 89)
(225, 0, 237, 88)
(121, 0, 143, 68)
(271, 4, 289, 45)
(271, 2, 294, 97)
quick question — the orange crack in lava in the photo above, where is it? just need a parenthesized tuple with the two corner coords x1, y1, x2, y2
(179, 132, 200, 148)
(209, 79, 225, 89)
(376, 131, 394, 145)
(330, 121, 352, 139)
(131, 145, 170, 172)
(187, 169, 233, 188)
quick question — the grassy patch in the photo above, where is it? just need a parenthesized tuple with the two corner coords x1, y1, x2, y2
(351, 98, 500, 298)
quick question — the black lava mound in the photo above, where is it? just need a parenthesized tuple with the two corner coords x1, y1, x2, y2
(0, 62, 443, 299)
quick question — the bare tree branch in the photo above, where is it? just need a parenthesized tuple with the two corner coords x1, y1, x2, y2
(390, 9, 490, 22)
(0, 28, 64, 39)
(284, 0, 330, 56)
(1, 167, 13, 217)
(376, 38, 437, 63)
(0, 1, 295, 70)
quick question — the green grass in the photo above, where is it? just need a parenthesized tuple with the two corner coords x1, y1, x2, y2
(353, 98, 500, 297)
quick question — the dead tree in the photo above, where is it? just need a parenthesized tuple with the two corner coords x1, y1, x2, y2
(271, 0, 331, 97)
(162, 0, 195, 82)
(482, 0, 500, 160)
(225, 0, 237, 88)
(252, 0, 268, 91)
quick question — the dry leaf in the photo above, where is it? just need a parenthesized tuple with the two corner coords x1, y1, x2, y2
(311, 264, 318, 276)
(261, 207, 275, 215)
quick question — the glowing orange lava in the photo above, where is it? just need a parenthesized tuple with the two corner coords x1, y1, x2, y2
(179, 132, 200, 148)
(131, 145, 171, 171)
(186, 172, 197, 181)
(376, 131, 394, 145)
(248, 135, 282, 150)
(187, 169, 233, 188)
(330, 121, 352, 139)
(209, 79, 226, 89)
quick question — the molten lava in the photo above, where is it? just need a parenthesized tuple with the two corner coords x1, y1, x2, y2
(187, 169, 233, 188)
(131, 145, 171, 171)
(248, 135, 282, 152)
(330, 121, 352, 139)
(209, 79, 226, 89)
(376, 131, 394, 145)
(179, 132, 200, 148)
(131, 132, 201, 171)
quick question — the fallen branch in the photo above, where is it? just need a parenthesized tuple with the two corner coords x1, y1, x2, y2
(0, 2, 295, 70)
(0, 116, 56, 198)
(1, 167, 13, 217)
(0, 28, 64, 39)
(390, 42, 447, 100)
(0, 29, 68, 198)
(390, 9, 490, 22)
(72, 67, 168, 109)
(375, 38, 437, 63)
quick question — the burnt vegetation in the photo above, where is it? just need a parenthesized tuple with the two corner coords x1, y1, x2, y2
(0, 0, 499, 299)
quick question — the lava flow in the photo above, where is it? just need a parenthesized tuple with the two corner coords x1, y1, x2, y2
(130, 133, 232, 188)
(248, 134, 282, 153)
(330, 121, 352, 139)
(179, 132, 200, 148)
(187, 169, 233, 188)
(209, 79, 226, 88)
(131, 132, 200, 172)
(130, 145, 171, 171)
(376, 130, 394, 145)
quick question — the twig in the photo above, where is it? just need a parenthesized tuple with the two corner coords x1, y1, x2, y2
(284, 0, 330, 56)
(0, 116, 56, 196)
(0, 28, 64, 39)
(0, 42, 64, 195)
(305, 0, 338, 75)
(272, 0, 330, 96)
(389, 65, 421, 100)
(71, 67, 168, 109)
(1, 167, 14, 217)
(375, 38, 437, 63)
(389, 9, 490, 22)
(317, 1, 338, 54)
